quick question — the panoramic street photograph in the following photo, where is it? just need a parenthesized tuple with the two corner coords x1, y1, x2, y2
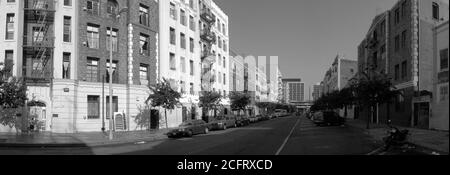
(0, 0, 448, 159)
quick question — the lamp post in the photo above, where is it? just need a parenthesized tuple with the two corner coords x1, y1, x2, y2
(108, 7, 128, 140)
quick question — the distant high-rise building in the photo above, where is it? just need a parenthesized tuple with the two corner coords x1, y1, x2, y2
(282, 78, 305, 104)
(312, 83, 322, 101)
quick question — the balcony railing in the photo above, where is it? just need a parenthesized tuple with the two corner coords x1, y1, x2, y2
(200, 8, 216, 23)
(23, 36, 55, 48)
(201, 30, 216, 43)
(24, 0, 55, 11)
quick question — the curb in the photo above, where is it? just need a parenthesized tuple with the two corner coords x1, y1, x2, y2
(0, 135, 169, 149)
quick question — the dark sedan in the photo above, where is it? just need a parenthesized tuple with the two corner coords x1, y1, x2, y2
(166, 120, 210, 138)
(313, 111, 346, 126)
(236, 115, 251, 127)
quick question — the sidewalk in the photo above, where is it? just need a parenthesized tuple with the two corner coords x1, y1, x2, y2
(0, 129, 171, 148)
(346, 119, 449, 154)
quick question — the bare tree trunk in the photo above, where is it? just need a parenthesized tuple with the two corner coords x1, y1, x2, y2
(367, 104, 371, 129)
(165, 109, 168, 129)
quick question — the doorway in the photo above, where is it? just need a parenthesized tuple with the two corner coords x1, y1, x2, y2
(150, 110, 159, 129)
(413, 102, 430, 128)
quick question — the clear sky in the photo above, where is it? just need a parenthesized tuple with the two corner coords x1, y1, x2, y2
(213, 0, 409, 100)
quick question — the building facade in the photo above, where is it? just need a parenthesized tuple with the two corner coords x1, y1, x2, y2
(321, 54, 357, 95)
(312, 83, 322, 101)
(282, 78, 304, 104)
(431, 21, 448, 131)
(159, 0, 203, 128)
(0, 0, 159, 133)
(357, 0, 449, 128)
(229, 49, 245, 93)
(198, 0, 230, 118)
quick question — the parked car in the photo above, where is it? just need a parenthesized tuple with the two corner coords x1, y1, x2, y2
(257, 115, 270, 121)
(235, 115, 251, 127)
(313, 111, 346, 126)
(249, 116, 259, 123)
(210, 115, 237, 130)
(274, 109, 288, 118)
(166, 120, 210, 138)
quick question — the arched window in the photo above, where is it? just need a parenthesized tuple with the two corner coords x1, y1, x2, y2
(107, 0, 118, 15)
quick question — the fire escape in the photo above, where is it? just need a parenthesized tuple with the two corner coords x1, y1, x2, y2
(200, 0, 217, 92)
(22, 0, 55, 84)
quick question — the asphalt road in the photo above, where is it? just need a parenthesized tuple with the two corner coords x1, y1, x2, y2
(0, 116, 381, 155)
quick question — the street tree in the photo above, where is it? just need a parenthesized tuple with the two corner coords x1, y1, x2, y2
(231, 92, 252, 116)
(146, 78, 181, 129)
(199, 91, 222, 121)
(0, 65, 28, 131)
(349, 72, 398, 129)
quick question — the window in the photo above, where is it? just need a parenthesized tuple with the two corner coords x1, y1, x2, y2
(139, 33, 150, 56)
(223, 40, 227, 52)
(223, 57, 226, 68)
(86, 0, 100, 16)
(440, 85, 449, 102)
(170, 3, 177, 20)
(218, 72, 222, 83)
(372, 52, 378, 68)
(86, 24, 99, 49)
(170, 53, 176, 70)
(106, 28, 118, 52)
(432, 2, 439, 20)
(106, 60, 118, 84)
(190, 83, 194, 95)
(218, 54, 221, 66)
(180, 9, 186, 26)
(63, 53, 70, 79)
(107, 0, 118, 15)
(189, 0, 194, 9)
(401, 61, 407, 79)
(394, 8, 400, 24)
(217, 19, 221, 31)
(440, 48, 449, 70)
(4, 50, 13, 76)
(395, 64, 400, 80)
(395, 91, 405, 112)
(223, 73, 226, 85)
(394, 35, 400, 52)
(63, 16, 71, 42)
(86, 57, 99, 82)
(170, 28, 176, 45)
(190, 38, 194, 53)
(189, 16, 195, 31)
(180, 33, 186, 49)
(64, 0, 72, 6)
(218, 36, 222, 48)
(5, 14, 14, 40)
(87, 96, 100, 119)
(140, 64, 149, 85)
(7, 0, 16, 3)
(380, 20, 386, 36)
(401, 30, 407, 49)
(401, 1, 407, 19)
(139, 4, 149, 26)
(106, 96, 118, 119)
(180, 81, 186, 94)
(190, 60, 194, 76)
(222, 23, 225, 34)
(181, 57, 186, 73)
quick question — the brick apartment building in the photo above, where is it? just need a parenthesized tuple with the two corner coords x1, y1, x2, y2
(357, 0, 449, 129)
(0, 0, 158, 133)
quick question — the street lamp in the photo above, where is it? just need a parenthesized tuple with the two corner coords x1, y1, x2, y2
(109, 7, 128, 140)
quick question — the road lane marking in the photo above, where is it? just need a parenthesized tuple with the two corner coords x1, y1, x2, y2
(275, 116, 302, 155)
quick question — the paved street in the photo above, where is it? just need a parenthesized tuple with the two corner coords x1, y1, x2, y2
(0, 116, 380, 155)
